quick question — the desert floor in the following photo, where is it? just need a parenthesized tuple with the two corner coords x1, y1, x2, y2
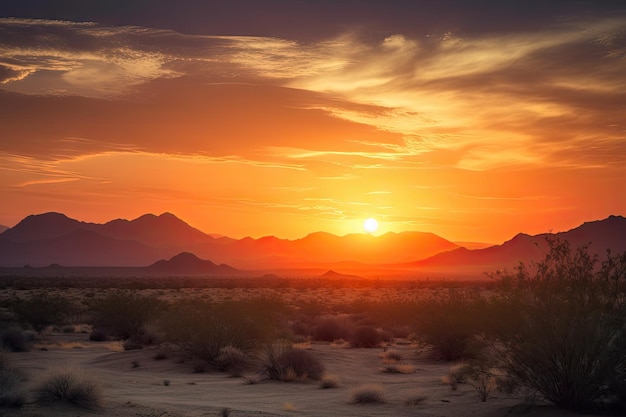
(1, 332, 592, 417)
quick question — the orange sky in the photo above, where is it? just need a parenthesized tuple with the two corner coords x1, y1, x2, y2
(1, 2, 625, 243)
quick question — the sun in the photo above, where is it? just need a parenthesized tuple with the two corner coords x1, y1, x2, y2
(363, 217, 379, 233)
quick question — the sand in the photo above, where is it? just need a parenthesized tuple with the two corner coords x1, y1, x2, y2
(0, 332, 589, 417)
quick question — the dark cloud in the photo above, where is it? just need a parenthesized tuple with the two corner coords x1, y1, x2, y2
(1, 0, 624, 40)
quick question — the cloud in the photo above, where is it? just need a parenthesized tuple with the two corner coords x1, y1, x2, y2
(1, 15, 625, 173)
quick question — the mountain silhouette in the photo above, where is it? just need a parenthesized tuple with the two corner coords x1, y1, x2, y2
(0, 225, 8, 233)
(413, 215, 626, 271)
(0, 212, 624, 272)
(148, 252, 238, 275)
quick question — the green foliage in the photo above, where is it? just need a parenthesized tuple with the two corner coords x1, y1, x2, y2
(37, 367, 102, 409)
(263, 341, 325, 381)
(495, 237, 626, 412)
(90, 291, 166, 340)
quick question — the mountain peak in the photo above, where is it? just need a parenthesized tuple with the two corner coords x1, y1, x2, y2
(0, 212, 85, 242)
(148, 251, 237, 274)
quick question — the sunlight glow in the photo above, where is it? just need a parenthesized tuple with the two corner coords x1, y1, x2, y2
(364, 218, 379, 233)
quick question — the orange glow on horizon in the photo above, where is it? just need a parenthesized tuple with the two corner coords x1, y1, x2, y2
(0, 15, 624, 244)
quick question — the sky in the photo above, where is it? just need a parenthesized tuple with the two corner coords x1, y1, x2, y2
(0, 0, 625, 243)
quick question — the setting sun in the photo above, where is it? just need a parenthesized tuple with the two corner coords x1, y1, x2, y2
(364, 218, 379, 233)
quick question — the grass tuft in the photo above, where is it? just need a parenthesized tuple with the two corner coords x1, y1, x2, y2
(319, 373, 340, 389)
(350, 383, 386, 404)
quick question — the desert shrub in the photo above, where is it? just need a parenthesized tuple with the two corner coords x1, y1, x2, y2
(465, 362, 497, 402)
(0, 328, 29, 352)
(90, 292, 166, 340)
(215, 345, 249, 376)
(495, 238, 626, 412)
(8, 294, 75, 332)
(161, 299, 275, 366)
(350, 383, 386, 403)
(444, 362, 470, 390)
(312, 317, 354, 342)
(36, 367, 102, 409)
(350, 325, 383, 348)
(319, 373, 339, 389)
(380, 363, 415, 374)
(122, 340, 143, 350)
(0, 353, 27, 408)
(382, 350, 402, 362)
(413, 290, 486, 361)
(263, 341, 325, 381)
(88, 328, 109, 342)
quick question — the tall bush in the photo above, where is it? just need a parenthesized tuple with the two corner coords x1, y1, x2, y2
(414, 290, 486, 361)
(90, 291, 166, 340)
(495, 238, 626, 412)
(161, 299, 280, 366)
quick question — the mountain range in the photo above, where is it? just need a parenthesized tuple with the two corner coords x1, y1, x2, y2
(0, 212, 624, 278)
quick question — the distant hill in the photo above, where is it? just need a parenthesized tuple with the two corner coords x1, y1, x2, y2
(413, 215, 626, 272)
(148, 252, 238, 275)
(0, 212, 461, 267)
(319, 270, 364, 280)
(1, 212, 623, 273)
(0, 225, 8, 234)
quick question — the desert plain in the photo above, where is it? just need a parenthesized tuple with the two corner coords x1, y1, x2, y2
(0, 276, 608, 417)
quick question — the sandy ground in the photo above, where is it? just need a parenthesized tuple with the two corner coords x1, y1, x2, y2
(1, 333, 587, 417)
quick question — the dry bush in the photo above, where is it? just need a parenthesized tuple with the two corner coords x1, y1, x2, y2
(350, 383, 386, 404)
(0, 328, 30, 352)
(36, 367, 102, 409)
(465, 362, 498, 402)
(8, 294, 75, 332)
(88, 328, 109, 342)
(161, 299, 277, 366)
(319, 373, 339, 389)
(381, 350, 402, 362)
(0, 353, 28, 408)
(263, 342, 325, 381)
(312, 317, 354, 342)
(90, 291, 166, 340)
(414, 290, 486, 361)
(380, 364, 415, 374)
(215, 345, 249, 376)
(350, 325, 383, 348)
(444, 362, 470, 390)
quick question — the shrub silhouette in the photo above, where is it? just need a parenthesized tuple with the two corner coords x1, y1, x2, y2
(414, 290, 485, 361)
(0, 352, 27, 408)
(350, 325, 383, 348)
(312, 317, 354, 342)
(264, 341, 324, 381)
(37, 368, 102, 409)
(495, 238, 626, 412)
(162, 299, 278, 366)
(9, 294, 74, 332)
(90, 291, 166, 340)
(215, 345, 249, 376)
(0, 328, 30, 352)
(350, 383, 386, 403)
